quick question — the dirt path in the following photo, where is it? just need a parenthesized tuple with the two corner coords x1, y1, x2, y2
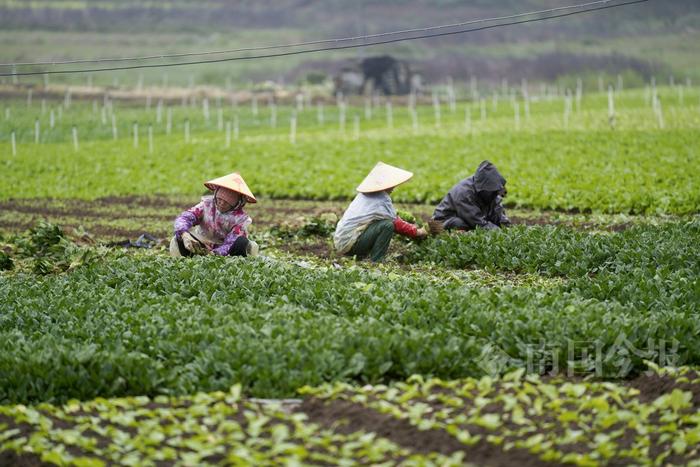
(0, 195, 639, 240)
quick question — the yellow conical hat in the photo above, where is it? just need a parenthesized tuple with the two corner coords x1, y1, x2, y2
(204, 172, 257, 203)
(356, 162, 413, 193)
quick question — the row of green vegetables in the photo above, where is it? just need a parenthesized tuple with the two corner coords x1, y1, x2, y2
(1, 367, 697, 466)
(411, 220, 700, 313)
(407, 220, 699, 275)
(0, 385, 465, 467)
(0, 220, 698, 404)
(302, 366, 700, 466)
(2, 124, 699, 214)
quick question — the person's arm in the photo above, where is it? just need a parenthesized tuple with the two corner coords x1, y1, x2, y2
(212, 218, 249, 256)
(453, 195, 497, 229)
(173, 203, 204, 238)
(492, 196, 511, 227)
(393, 217, 427, 238)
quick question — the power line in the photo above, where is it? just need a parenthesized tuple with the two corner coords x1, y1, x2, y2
(0, 0, 649, 78)
(1, 0, 619, 68)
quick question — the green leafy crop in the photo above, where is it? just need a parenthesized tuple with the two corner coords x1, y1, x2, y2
(0, 221, 698, 405)
(1, 88, 698, 214)
(302, 367, 700, 466)
(0, 221, 101, 275)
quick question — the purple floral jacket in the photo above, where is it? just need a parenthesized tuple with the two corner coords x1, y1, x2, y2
(173, 196, 251, 256)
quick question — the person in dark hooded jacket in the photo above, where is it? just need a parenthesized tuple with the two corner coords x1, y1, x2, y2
(432, 160, 511, 230)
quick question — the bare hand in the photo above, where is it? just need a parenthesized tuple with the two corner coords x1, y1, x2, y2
(183, 232, 209, 255)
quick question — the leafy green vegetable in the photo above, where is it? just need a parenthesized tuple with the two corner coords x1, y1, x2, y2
(2, 88, 698, 214)
(302, 367, 700, 466)
(0, 221, 697, 404)
(0, 221, 100, 275)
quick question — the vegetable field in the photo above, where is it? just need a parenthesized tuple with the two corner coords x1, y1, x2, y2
(1, 84, 699, 465)
(2, 88, 699, 212)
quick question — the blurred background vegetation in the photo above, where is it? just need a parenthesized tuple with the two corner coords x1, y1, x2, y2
(0, 0, 697, 89)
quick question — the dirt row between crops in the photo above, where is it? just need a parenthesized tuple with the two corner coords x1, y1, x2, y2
(0, 195, 640, 263)
(300, 398, 553, 467)
(0, 195, 345, 231)
(0, 195, 634, 237)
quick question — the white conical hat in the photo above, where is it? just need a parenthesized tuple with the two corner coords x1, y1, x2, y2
(356, 162, 413, 193)
(204, 172, 257, 203)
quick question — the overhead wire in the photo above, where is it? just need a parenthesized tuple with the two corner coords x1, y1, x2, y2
(0, 0, 622, 67)
(0, 0, 649, 77)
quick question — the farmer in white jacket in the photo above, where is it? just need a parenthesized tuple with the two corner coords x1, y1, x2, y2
(334, 162, 427, 262)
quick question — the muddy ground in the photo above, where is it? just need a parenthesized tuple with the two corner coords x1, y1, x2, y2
(0, 195, 639, 261)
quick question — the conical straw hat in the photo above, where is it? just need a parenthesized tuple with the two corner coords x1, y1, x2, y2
(356, 162, 413, 193)
(204, 172, 257, 203)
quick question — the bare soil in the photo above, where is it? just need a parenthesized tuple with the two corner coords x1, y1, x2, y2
(626, 370, 700, 405)
(300, 397, 561, 467)
(0, 196, 635, 253)
(0, 451, 46, 467)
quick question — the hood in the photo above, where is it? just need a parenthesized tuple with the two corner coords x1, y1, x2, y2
(473, 160, 506, 192)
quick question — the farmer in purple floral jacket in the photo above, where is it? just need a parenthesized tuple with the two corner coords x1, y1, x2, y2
(169, 172, 260, 258)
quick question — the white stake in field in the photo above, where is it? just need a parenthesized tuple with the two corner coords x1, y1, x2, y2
(653, 95, 665, 129)
(72, 126, 79, 151)
(575, 78, 583, 113)
(112, 114, 118, 140)
(317, 102, 324, 125)
(203, 98, 210, 122)
(290, 113, 297, 144)
(464, 106, 472, 135)
(166, 108, 172, 135)
(270, 104, 277, 129)
(608, 86, 616, 128)
(410, 108, 419, 133)
(339, 103, 346, 133)
(432, 91, 441, 128)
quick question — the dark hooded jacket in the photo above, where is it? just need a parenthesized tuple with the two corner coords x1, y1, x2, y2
(432, 161, 510, 230)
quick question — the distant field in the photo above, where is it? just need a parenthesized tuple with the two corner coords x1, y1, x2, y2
(1, 87, 699, 214)
(1, 29, 699, 89)
(1, 0, 698, 87)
